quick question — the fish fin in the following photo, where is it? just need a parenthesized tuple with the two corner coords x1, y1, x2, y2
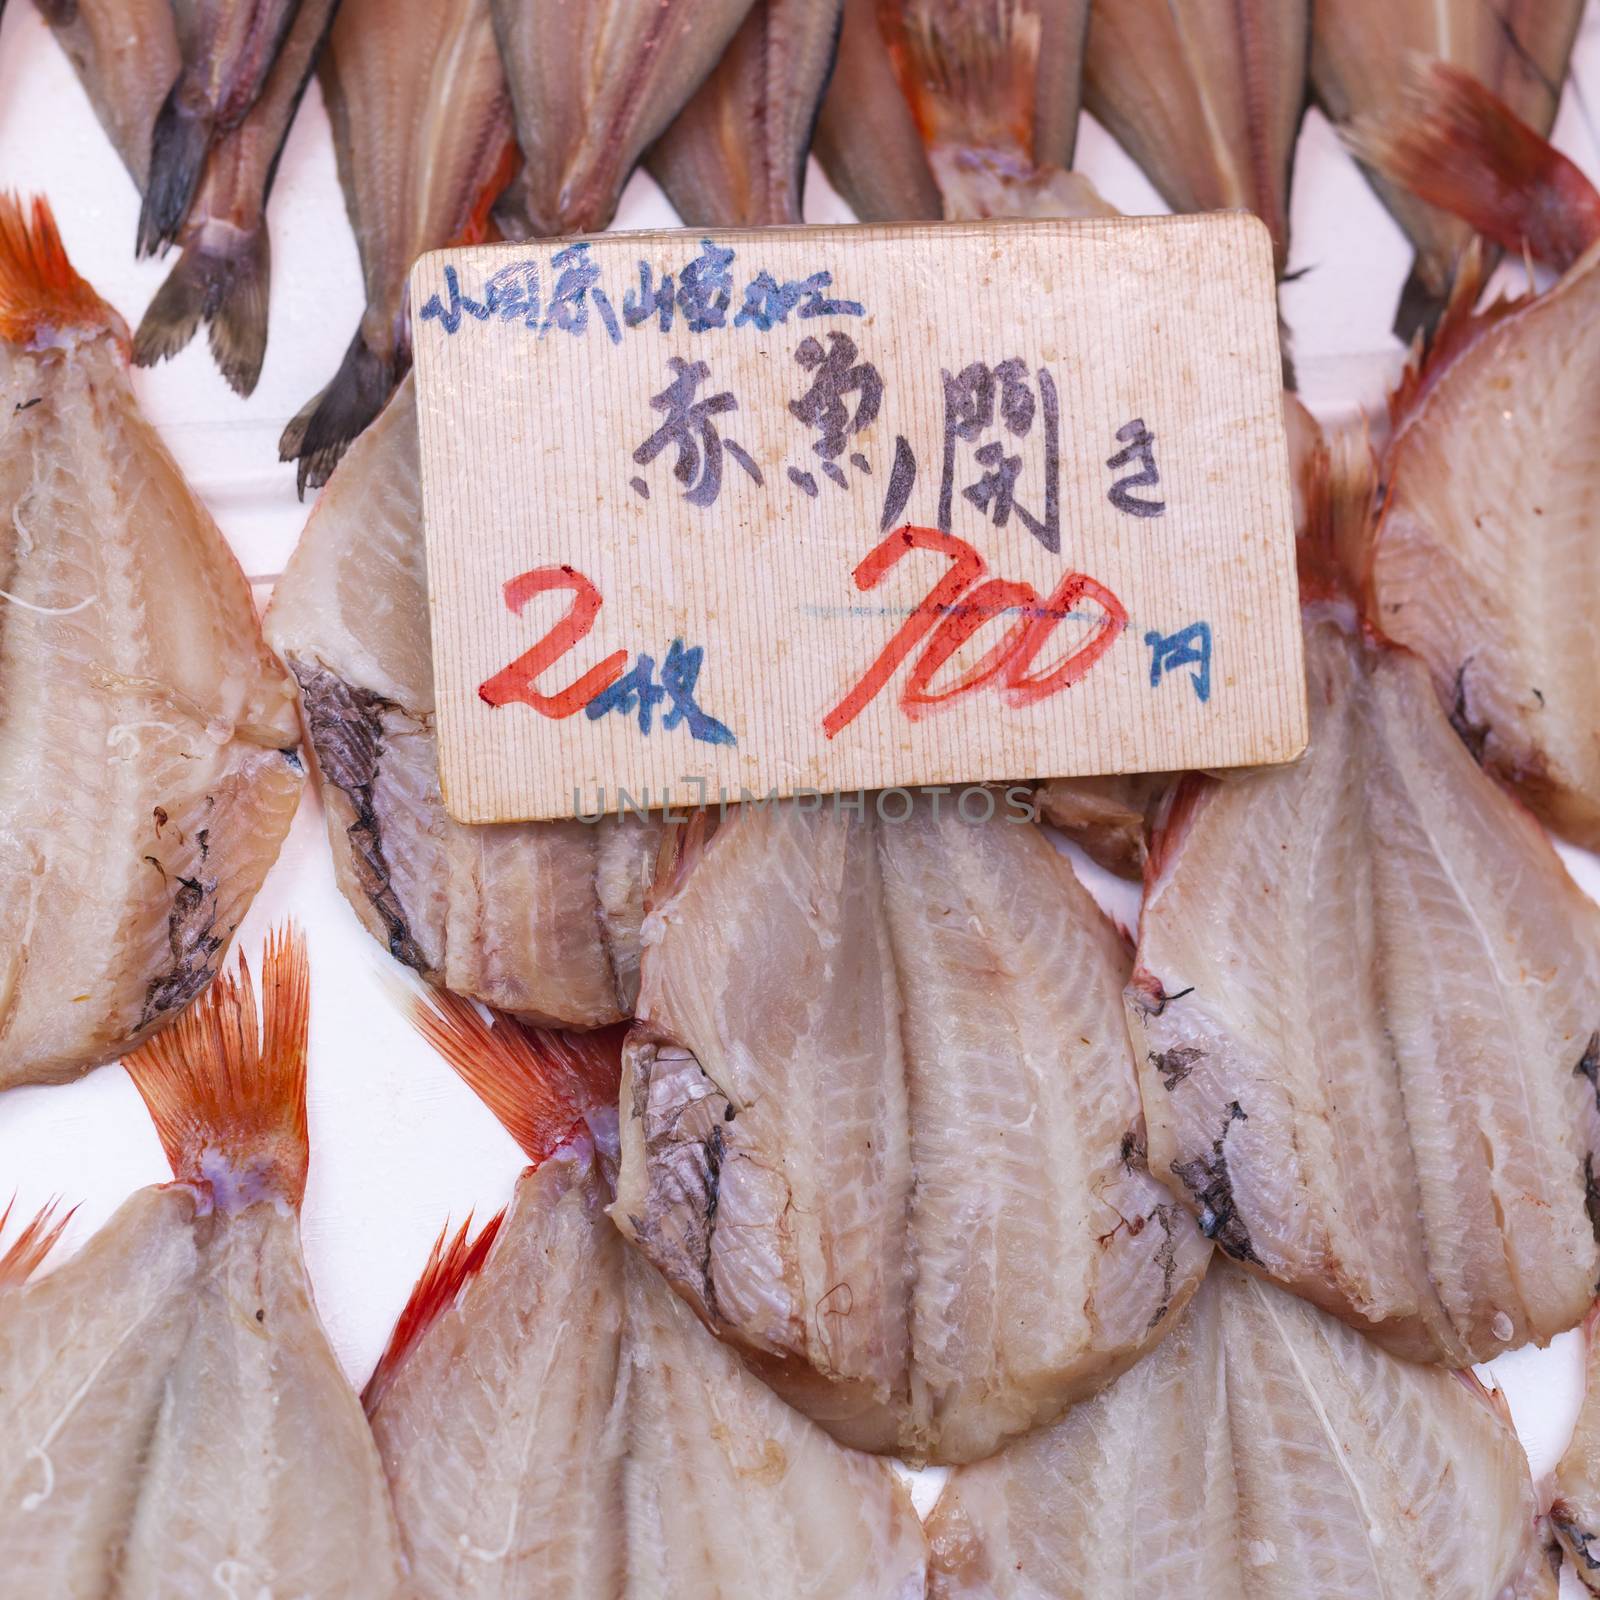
(279, 329, 405, 497)
(0, 1197, 74, 1288)
(402, 985, 624, 1166)
(362, 1210, 505, 1414)
(1349, 59, 1600, 275)
(0, 193, 123, 349)
(134, 220, 272, 397)
(122, 925, 311, 1211)
(138, 90, 213, 256)
(1294, 418, 1383, 605)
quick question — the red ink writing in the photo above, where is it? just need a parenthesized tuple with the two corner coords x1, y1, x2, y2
(478, 565, 628, 716)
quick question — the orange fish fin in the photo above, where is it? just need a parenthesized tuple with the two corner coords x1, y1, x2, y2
(0, 1196, 74, 1288)
(122, 925, 311, 1211)
(0, 194, 124, 350)
(1349, 60, 1600, 273)
(403, 987, 624, 1166)
(451, 134, 521, 249)
(363, 1209, 505, 1414)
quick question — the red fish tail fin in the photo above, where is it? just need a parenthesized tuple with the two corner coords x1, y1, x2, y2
(363, 1209, 505, 1414)
(0, 194, 124, 350)
(122, 925, 311, 1212)
(1294, 418, 1382, 606)
(1349, 59, 1600, 273)
(0, 1197, 74, 1288)
(404, 986, 624, 1165)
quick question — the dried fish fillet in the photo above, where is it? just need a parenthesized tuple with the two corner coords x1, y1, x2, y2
(927, 1261, 1559, 1599)
(1083, 0, 1307, 272)
(1035, 774, 1165, 879)
(0, 197, 301, 1087)
(613, 798, 1209, 1463)
(647, 0, 843, 227)
(0, 932, 405, 1596)
(280, 0, 514, 492)
(492, 0, 756, 239)
(1128, 591, 1600, 1365)
(368, 996, 929, 1598)
(265, 377, 661, 1027)
(1555, 1306, 1600, 1590)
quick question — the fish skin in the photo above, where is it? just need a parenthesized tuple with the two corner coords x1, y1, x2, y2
(926, 1261, 1555, 1600)
(279, 0, 514, 494)
(491, 0, 758, 240)
(1127, 601, 1600, 1365)
(264, 377, 662, 1027)
(647, 0, 844, 228)
(1555, 1304, 1600, 1591)
(612, 796, 1209, 1463)
(0, 198, 302, 1088)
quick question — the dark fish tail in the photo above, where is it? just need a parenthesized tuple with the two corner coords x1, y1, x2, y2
(279, 328, 406, 497)
(138, 88, 214, 256)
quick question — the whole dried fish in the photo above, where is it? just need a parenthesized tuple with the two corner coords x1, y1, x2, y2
(134, 0, 338, 396)
(138, 0, 307, 256)
(612, 797, 1209, 1464)
(0, 197, 301, 1088)
(280, 0, 514, 493)
(926, 1261, 1559, 1599)
(265, 377, 661, 1026)
(367, 994, 929, 1599)
(0, 931, 406, 1595)
(1555, 1305, 1600, 1590)
(647, 0, 844, 228)
(1311, 0, 1584, 330)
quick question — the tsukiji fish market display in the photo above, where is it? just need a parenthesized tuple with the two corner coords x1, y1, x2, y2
(0, 2, 1597, 1596)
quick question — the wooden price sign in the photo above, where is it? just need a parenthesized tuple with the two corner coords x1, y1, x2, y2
(410, 215, 1307, 824)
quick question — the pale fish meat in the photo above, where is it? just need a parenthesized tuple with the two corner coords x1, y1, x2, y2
(1349, 64, 1600, 851)
(1555, 1304, 1600, 1590)
(133, 0, 339, 396)
(0, 931, 406, 1596)
(490, 0, 757, 239)
(647, 0, 844, 228)
(367, 994, 929, 1599)
(264, 376, 662, 1027)
(280, 0, 514, 492)
(926, 1261, 1560, 1600)
(1311, 0, 1584, 329)
(1083, 0, 1307, 273)
(0, 197, 301, 1088)
(612, 797, 1210, 1464)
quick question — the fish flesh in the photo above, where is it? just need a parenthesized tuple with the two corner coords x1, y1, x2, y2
(1311, 0, 1584, 330)
(138, 0, 306, 256)
(1555, 1305, 1600, 1591)
(280, 0, 514, 492)
(490, 0, 756, 240)
(0, 930, 406, 1596)
(134, 0, 338, 396)
(367, 992, 929, 1599)
(647, 0, 844, 228)
(1126, 448, 1600, 1362)
(1347, 64, 1600, 851)
(265, 376, 662, 1026)
(926, 1260, 1560, 1599)
(1034, 774, 1166, 880)
(1083, 0, 1307, 274)
(612, 796, 1210, 1463)
(0, 196, 302, 1087)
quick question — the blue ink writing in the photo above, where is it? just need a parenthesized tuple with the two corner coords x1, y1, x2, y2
(1146, 622, 1212, 703)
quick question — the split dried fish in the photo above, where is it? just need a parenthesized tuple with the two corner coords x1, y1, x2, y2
(612, 797, 1209, 1464)
(1311, 0, 1584, 329)
(1083, 0, 1307, 273)
(0, 931, 406, 1596)
(0, 196, 301, 1087)
(926, 1261, 1559, 1599)
(265, 377, 661, 1026)
(1556, 1305, 1600, 1591)
(647, 0, 844, 228)
(280, 0, 514, 492)
(367, 993, 929, 1599)
(133, 0, 338, 396)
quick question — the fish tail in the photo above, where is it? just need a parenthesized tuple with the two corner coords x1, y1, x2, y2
(1294, 415, 1382, 605)
(134, 220, 272, 397)
(0, 193, 123, 349)
(362, 1210, 505, 1414)
(1349, 59, 1600, 274)
(138, 90, 213, 257)
(0, 1196, 74, 1288)
(402, 985, 624, 1166)
(122, 925, 311, 1211)
(279, 329, 405, 497)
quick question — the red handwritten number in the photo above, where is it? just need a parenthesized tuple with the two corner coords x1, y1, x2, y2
(478, 565, 628, 716)
(822, 525, 1126, 738)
